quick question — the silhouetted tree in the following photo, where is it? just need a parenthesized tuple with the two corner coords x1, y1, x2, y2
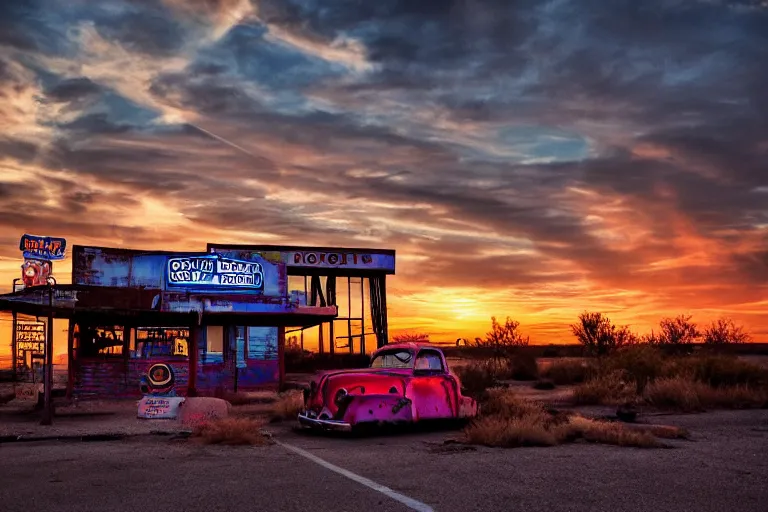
(571, 312, 636, 356)
(703, 318, 751, 344)
(472, 316, 530, 371)
(656, 315, 700, 345)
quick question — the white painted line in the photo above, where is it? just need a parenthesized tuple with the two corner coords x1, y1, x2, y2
(275, 440, 435, 512)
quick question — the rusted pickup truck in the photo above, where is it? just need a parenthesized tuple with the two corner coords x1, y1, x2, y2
(298, 342, 478, 432)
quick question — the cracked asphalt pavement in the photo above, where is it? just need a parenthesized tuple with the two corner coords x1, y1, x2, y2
(1, 409, 766, 512)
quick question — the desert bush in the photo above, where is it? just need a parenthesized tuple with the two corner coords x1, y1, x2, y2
(480, 388, 550, 418)
(600, 345, 667, 393)
(464, 414, 567, 447)
(571, 312, 637, 356)
(269, 390, 304, 422)
(642, 377, 707, 412)
(655, 314, 700, 346)
(703, 318, 751, 344)
(541, 359, 591, 385)
(704, 385, 768, 409)
(192, 418, 268, 446)
(505, 353, 540, 381)
(455, 362, 498, 396)
(571, 371, 636, 405)
(465, 389, 669, 449)
(663, 355, 768, 388)
(643, 377, 767, 411)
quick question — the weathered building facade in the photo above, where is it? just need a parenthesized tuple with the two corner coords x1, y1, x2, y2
(1, 242, 395, 400)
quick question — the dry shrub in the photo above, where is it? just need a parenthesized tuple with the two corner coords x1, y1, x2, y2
(600, 345, 667, 392)
(465, 390, 571, 447)
(666, 355, 768, 388)
(192, 418, 268, 446)
(455, 362, 498, 395)
(567, 416, 661, 448)
(643, 377, 767, 411)
(270, 390, 304, 422)
(464, 414, 565, 447)
(643, 378, 707, 412)
(700, 385, 768, 409)
(505, 353, 540, 381)
(465, 389, 669, 449)
(571, 371, 635, 405)
(541, 359, 590, 385)
(481, 388, 551, 419)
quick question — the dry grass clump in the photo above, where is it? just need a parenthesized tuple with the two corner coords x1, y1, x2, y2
(540, 359, 590, 385)
(665, 355, 768, 388)
(481, 387, 551, 418)
(640, 424, 690, 439)
(571, 371, 636, 405)
(569, 350, 768, 411)
(269, 390, 304, 422)
(566, 416, 661, 448)
(464, 389, 675, 449)
(643, 377, 768, 412)
(464, 414, 568, 447)
(192, 417, 268, 446)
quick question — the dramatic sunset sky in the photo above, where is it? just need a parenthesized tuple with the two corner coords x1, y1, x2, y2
(0, 0, 766, 347)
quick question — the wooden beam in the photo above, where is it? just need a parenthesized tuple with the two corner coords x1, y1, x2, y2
(277, 326, 286, 391)
(188, 312, 198, 397)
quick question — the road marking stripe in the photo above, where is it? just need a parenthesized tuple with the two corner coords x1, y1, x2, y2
(274, 440, 435, 512)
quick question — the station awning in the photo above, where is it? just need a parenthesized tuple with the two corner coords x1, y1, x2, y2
(0, 285, 338, 328)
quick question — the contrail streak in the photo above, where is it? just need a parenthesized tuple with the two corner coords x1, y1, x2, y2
(187, 122, 269, 164)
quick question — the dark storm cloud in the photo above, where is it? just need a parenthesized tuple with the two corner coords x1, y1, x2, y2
(149, 74, 267, 117)
(0, 0, 72, 54)
(0, 138, 39, 163)
(258, 0, 537, 71)
(59, 113, 134, 135)
(46, 78, 103, 102)
(93, 6, 187, 56)
(212, 23, 347, 89)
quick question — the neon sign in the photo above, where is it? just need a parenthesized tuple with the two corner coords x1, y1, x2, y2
(166, 256, 264, 290)
(19, 234, 67, 261)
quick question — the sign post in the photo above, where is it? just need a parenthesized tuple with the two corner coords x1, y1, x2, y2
(11, 311, 17, 381)
(40, 277, 56, 425)
(16, 234, 66, 425)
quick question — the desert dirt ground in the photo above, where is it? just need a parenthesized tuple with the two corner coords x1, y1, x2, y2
(1, 408, 767, 512)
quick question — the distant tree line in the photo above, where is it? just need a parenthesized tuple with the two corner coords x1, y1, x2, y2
(392, 312, 752, 358)
(570, 312, 751, 356)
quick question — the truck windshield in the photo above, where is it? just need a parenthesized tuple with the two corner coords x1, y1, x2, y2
(370, 350, 414, 369)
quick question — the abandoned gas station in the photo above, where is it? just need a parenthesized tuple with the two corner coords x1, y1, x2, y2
(0, 238, 395, 400)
